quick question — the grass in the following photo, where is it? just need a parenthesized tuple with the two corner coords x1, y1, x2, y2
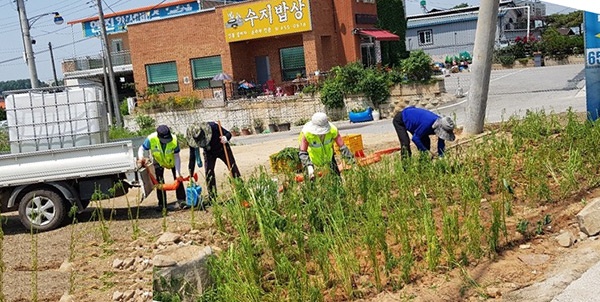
(197, 109, 600, 301)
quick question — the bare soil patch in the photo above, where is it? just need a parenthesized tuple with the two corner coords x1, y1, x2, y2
(1, 129, 597, 301)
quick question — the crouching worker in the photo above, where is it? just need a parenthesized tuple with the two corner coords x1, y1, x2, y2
(299, 112, 355, 180)
(186, 122, 241, 203)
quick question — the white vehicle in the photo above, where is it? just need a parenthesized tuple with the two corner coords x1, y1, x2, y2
(0, 85, 152, 231)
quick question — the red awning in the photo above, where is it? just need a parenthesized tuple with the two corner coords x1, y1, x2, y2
(358, 29, 400, 41)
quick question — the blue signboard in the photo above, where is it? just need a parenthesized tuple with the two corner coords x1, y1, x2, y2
(82, 2, 201, 37)
(585, 11, 600, 120)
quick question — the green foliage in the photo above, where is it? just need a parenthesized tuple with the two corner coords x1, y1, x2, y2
(331, 62, 365, 95)
(401, 50, 433, 82)
(541, 27, 583, 61)
(545, 11, 583, 29)
(135, 114, 156, 135)
(359, 68, 391, 109)
(0, 130, 8, 152)
(452, 3, 469, 9)
(498, 55, 516, 67)
(301, 84, 317, 95)
(119, 99, 130, 116)
(108, 126, 138, 140)
(376, 0, 408, 65)
(319, 78, 345, 109)
(0, 107, 5, 121)
(0, 79, 49, 93)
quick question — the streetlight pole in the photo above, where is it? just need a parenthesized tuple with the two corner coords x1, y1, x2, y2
(96, 0, 122, 126)
(16, 0, 64, 89)
(17, 0, 38, 88)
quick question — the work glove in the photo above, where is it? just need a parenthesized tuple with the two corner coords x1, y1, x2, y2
(340, 145, 356, 164)
(220, 136, 228, 144)
(307, 165, 315, 180)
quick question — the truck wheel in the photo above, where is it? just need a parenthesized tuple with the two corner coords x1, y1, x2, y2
(18, 189, 67, 232)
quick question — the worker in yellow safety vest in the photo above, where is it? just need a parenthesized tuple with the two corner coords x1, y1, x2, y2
(298, 112, 355, 180)
(137, 125, 186, 211)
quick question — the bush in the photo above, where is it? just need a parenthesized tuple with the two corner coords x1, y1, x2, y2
(499, 55, 516, 67)
(0, 107, 6, 121)
(319, 79, 345, 109)
(135, 114, 156, 136)
(401, 50, 433, 82)
(331, 62, 365, 95)
(0, 130, 8, 152)
(119, 99, 130, 116)
(518, 58, 529, 66)
(109, 126, 138, 139)
(359, 68, 390, 108)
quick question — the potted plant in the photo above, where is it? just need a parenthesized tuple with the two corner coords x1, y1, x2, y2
(268, 117, 279, 132)
(253, 118, 264, 134)
(241, 125, 252, 136)
(230, 125, 240, 136)
(277, 120, 291, 131)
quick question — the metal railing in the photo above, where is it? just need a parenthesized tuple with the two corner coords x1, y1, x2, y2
(61, 51, 131, 72)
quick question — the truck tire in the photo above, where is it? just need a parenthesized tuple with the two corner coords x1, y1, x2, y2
(18, 189, 68, 232)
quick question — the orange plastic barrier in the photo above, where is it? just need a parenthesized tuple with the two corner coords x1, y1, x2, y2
(373, 147, 401, 156)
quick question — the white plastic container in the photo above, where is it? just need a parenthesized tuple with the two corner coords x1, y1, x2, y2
(4, 85, 108, 153)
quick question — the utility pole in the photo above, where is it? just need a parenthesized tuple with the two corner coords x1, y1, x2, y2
(101, 50, 114, 126)
(48, 42, 59, 86)
(465, 0, 500, 135)
(16, 0, 39, 88)
(96, 0, 122, 126)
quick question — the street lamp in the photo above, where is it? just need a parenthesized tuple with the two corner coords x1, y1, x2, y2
(17, 0, 64, 88)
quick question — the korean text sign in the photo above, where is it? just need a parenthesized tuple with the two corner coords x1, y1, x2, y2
(585, 12, 600, 120)
(222, 0, 312, 43)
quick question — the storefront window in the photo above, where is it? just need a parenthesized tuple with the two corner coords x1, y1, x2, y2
(146, 61, 179, 93)
(191, 56, 223, 90)
(280, 46, 306, 81)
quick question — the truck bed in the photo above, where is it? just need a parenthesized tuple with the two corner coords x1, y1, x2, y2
(0, 141, 135, 187)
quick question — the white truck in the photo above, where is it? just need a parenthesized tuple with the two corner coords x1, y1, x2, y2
(0, 85, 152, 232)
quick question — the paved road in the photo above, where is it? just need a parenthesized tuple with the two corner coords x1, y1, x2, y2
(233, 64, 587, 146)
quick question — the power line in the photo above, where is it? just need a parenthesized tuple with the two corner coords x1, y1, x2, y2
(0, 37, 94, 65)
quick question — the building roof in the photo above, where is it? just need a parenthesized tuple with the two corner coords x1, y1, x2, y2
(557, 27, 575, 35)
(408, 0, 515, 20)
(407, 11, 508, 29)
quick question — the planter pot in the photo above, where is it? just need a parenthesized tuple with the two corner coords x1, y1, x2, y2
(372, 110, 380, 121)
(241, 128, 252, 136)
(268, 123, 279, 132)
(277, 122, 291, 131)
(231, 130, 240, 137)
(254, 125, 264, 134)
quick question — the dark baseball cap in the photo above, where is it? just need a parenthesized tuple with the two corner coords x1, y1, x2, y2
(156, 125, 173, 144)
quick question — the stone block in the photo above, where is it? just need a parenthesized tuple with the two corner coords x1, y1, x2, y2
(577, 197, 600, 236)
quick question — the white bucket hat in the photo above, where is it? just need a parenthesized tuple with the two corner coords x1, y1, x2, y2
(432, 116, 456, 142)
(304, 112, 331, 135)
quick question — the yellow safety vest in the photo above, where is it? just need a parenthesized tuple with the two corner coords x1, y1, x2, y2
(148, 133, 178, 169)
(300, 124, 338, 167)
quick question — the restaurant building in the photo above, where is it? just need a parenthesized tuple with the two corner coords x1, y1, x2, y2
(67, 0, 399, 99)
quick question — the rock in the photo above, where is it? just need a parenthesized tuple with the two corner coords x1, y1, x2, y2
(518, 254, 550, 266)
(59, 260, 73, 273)
(157, 232, 182, 245)
(189, 229, 200, 234)
(123, 290, 135, 300)
(556, 231, 575, 247)
(579, 231, 589, 241)
(153, 246, 214, 300)
(519, 244, 531, 249)
(577, 197, 600, 236)
(123, 257, 135, 269)
(153, 255, 176, 267)
(486, 287, 501, 298)
(112, 290, 123, 301)
(59, 293, 75, 302)
(112, 259, 124, 269)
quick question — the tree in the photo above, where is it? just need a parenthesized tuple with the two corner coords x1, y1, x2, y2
(452, 3, 469, 9)
(0, 79, 49, 94)
(545, 11, 583, 34)
(376, 0, 408, 66)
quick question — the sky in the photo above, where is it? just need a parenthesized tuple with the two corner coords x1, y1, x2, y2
(0, 0, 576, 83)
